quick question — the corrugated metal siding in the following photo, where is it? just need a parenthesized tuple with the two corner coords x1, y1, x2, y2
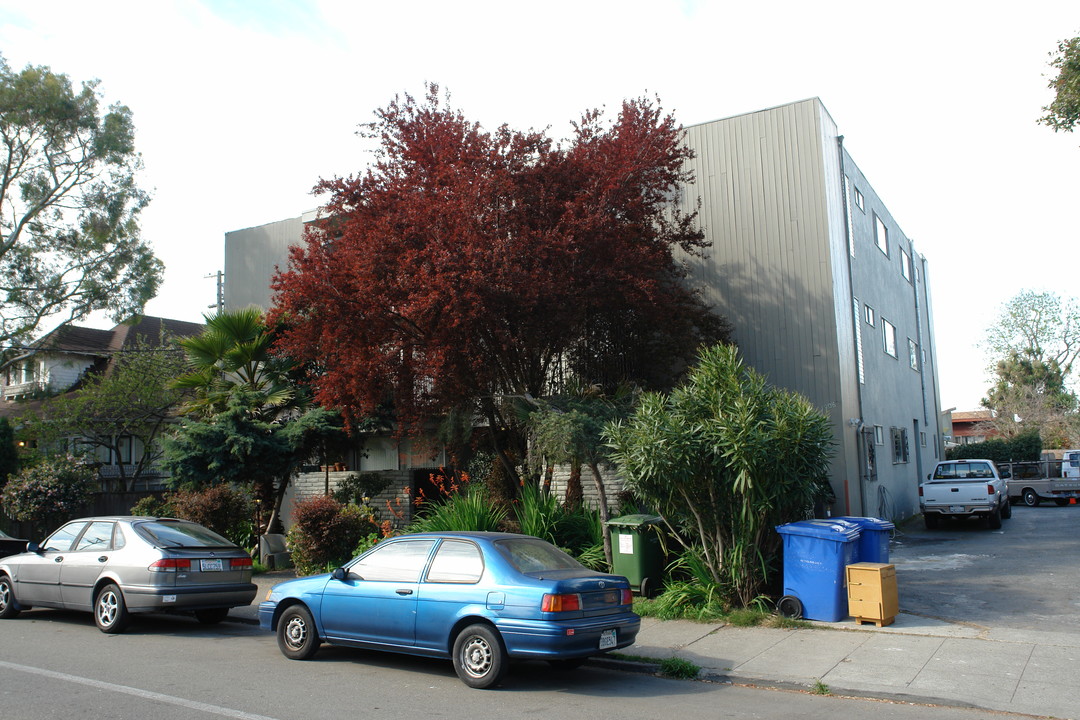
(680, 99, 844, 412)
(223, 216, 304, 311)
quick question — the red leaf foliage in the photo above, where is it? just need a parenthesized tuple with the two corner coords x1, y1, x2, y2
(269, 84, 728, 429)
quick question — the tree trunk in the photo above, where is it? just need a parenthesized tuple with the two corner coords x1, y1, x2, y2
(589, 462, 613, 568)
(564, 462, 583, 509)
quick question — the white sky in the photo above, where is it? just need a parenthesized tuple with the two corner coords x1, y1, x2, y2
(1, 0, 1078, 413)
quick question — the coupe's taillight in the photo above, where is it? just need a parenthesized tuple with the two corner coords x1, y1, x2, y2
(231, 557, 253, 568)
(149, 558, 191, 572)
(620, 588, 633, 605)
(541, 593, 582, 612)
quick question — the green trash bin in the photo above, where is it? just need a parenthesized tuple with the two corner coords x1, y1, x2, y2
(606, 514, 665, 597)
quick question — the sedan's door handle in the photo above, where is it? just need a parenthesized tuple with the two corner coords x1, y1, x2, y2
(98, 556, 108, 563)
(54, 556, 63, 563)
(396, 589, 414, 596)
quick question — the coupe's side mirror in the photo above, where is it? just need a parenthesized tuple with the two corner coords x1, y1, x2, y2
(331, 567, 347, 581)
(27, 542, 42, 555)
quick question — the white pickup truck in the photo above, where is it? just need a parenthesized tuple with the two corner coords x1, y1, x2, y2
(1001, 450, 1080, 507)
(920, 459, 1012, 530)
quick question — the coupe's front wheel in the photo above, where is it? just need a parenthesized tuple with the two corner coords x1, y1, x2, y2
(0, 576, 21, 619)
(95, 584, 130, 634)
(453, 623, 507, 689)
(277, 605, 320, 660)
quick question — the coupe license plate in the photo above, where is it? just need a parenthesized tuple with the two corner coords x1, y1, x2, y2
(200, 559, 224, 572)
(949, 505, 965, 513)
(599, 629, 617, 650)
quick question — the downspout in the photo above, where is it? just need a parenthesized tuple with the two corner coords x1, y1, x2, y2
(837, 135, 867, 515)
(910, 239, 931, 482)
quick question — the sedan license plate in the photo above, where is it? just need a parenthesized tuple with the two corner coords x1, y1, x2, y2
(599, 629, 617, 650)
(200, 558, 224, 572)
(948, 505, 965, 513)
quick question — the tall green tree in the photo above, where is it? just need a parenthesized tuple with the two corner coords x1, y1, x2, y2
(981, 291, 1080, 442)
(0, 417, 18, 487)
(20, 335, 186, 491)
(1039, 35, 1080, 134)
(604, 345, 834, 607)
(0, 54, 163, 345)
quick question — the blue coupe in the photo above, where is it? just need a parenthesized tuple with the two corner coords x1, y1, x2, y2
(259, 531, 640, 688)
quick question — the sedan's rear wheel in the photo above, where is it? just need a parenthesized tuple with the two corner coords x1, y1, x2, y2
(95, 583, 130, 634)
(453, 623, 507, 689)
(0, 575, 21, 619)
(277, 605, 320, 660)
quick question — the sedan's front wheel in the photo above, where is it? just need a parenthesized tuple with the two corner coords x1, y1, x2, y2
(453, 623, 507, 689)
(0, 575, 21, 619)
(277, 605, 320, 660)
(94, 584, 130, 634)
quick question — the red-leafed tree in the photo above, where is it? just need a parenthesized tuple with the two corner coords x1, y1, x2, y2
(269, 85, 728, 488)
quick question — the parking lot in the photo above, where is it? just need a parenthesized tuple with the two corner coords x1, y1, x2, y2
(890, 501, 1080, 631)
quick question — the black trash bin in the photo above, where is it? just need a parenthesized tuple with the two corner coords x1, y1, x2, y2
(606, 514, 665, 598)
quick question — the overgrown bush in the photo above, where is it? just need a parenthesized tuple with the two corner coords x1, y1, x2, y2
(946, 429, 1042, 462)
(331, 472, 392, 505)
(408, 482, 507, 533)
(288, 495, 380, 575)
(0, 456, 94, 537)
(130, 485, 253, 548)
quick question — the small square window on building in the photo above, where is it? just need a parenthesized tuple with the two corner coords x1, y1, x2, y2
(874, 425, 884, 445)
(864, 304, 875, 326)
(908, 339, 919, 370)
(901, 248, 912, 281)
(853, 186, 864, 211)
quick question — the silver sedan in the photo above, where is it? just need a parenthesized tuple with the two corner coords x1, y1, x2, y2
(0, 516, 256, 633)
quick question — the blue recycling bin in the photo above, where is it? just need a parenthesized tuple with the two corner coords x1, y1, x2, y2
(834, 516, 894, 564)
(775, 519, 861, 622)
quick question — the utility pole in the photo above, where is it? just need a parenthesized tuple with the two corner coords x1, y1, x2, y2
(205, 271, 224, 314)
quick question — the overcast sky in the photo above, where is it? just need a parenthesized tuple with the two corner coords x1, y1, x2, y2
(1, 0, 1077, 413)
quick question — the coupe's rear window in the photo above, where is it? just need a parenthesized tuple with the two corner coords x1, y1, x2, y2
(135, 520, 236, 548)
(495, 538, 584, 573)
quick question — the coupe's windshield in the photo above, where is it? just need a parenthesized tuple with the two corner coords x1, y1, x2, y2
(135, 520, 235, 548)
(495, 538, 584, 574)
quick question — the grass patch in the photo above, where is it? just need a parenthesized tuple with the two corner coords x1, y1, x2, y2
(659, 657, 700, 679)
(811, 679, 830, 695)
(634, 596, 811, 628)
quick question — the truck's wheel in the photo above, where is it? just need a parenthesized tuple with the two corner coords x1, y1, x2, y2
(1001, 499, 1012, 519)
(923, 513, 939, 529)
(1023, 489, 1040, 507)
(1054, 499, 1069, 507)
(986, 507, 1002, 530)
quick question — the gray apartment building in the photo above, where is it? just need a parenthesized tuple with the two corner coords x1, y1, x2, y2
(223, 97, 941, 522)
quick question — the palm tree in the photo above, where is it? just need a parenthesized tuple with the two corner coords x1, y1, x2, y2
(173, 308, 298, 419)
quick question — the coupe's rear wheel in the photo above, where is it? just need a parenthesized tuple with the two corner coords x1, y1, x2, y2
(94, 583, 130, 634)
(0, 575, 21, 619)
(195, 608, 230, 625)
(277, 605, 320, 660)
(1023, 489, 1040, 507)
(453, 623, 507, 689)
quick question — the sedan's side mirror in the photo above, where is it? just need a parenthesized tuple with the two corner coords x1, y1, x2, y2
(27, 541, 42, 555)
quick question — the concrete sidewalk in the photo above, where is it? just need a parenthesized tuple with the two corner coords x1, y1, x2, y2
(236, 572, 1079, 719)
